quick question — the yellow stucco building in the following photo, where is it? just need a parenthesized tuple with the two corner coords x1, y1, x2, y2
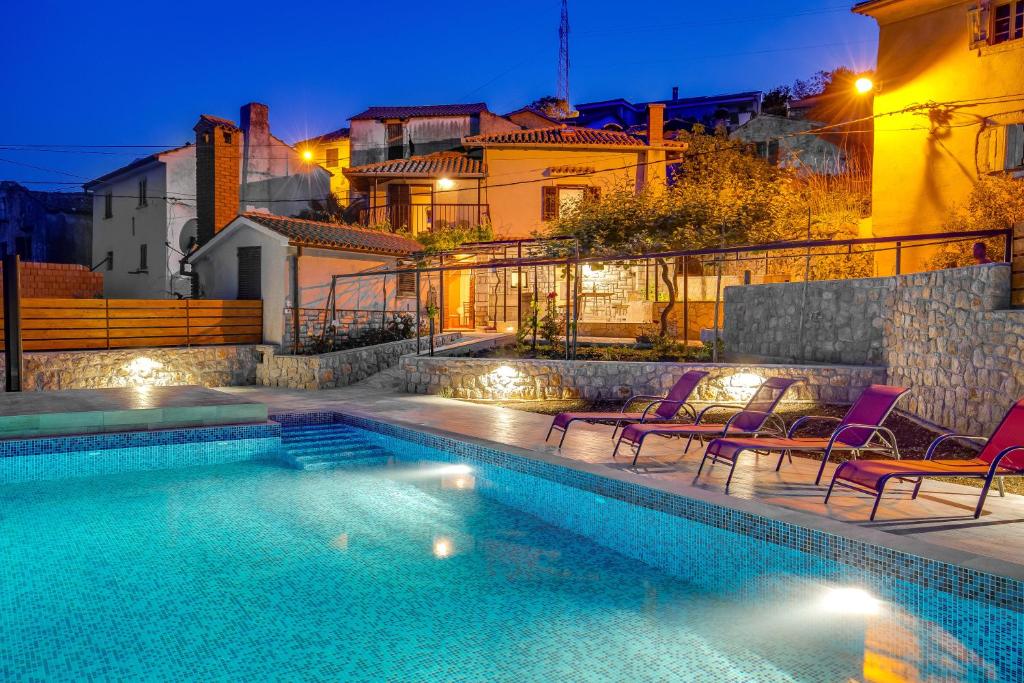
(855, 0, 1024, 272)
(295, 127, 351, 199)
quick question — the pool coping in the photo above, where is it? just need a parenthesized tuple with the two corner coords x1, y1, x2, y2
(271, 408, 1024, 613)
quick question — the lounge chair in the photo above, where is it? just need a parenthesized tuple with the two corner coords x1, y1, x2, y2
(613, 376, 802, 466)
(544, 370, 709, 449)
(698, 384, 910, 490)
(825, 398, 1024, 519)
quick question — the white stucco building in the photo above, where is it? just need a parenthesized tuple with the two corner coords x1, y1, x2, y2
(85, 102, 330, 298)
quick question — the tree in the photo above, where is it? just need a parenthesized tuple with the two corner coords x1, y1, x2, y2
(550, 127, 787, 336)
(929, 176, 1024, 268)
(298, 193, 347, 223)
(528, 96, 569, 119)
(762, 86, 792, 117)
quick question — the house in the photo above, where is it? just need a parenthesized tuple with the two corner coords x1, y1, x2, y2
(348, 103, 521, 167)
(343, 105, 686, 331)
(294, 127, 351, 199)
(574, 89, 763, 133)
(84, 102, 330, 299)
(188, 211, 421, 347)
(854, 0, 1024, 272)
(0, 181, 92, 265)
(729, 115, 847, 175)
(343, 104, 685, 240)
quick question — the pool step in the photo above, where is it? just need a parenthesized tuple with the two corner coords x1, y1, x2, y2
(279, 425, 392, 471)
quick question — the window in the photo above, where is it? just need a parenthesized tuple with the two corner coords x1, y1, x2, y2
(137, 177, 148, 207)
(104, 192, 113, 219)
(325, 147, 339, 168)
(223, 131, 232, 144)
(386, 122, 404, 160)
(106, 251, 114, 271)
(1007, 123, 1024, 169)
(237, 246, 262, 300)
(397, 271, 416, 298)
(138, 244, 148, 271)
(979, 122, 1024, 171)
(541, 186, 601, 221)
(993, 1, 1024, 43)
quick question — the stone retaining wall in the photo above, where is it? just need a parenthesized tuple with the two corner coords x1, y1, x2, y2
(725, 263, 1023, 434)
(258, 333, 462, 390)
(400, 356, 885, 405)
(6, 345, 259, 391)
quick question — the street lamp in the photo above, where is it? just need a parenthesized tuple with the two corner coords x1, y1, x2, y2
(301, 149, 314, 161)
(855, 77, 875, 95)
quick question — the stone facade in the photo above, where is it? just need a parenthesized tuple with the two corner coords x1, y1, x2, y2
(726, 263, 1023, 435)
(724, 275, 890, 365)
(7, 345, 260, 391)
(258, 333, 461, 390)
(401, 356, 884, 405)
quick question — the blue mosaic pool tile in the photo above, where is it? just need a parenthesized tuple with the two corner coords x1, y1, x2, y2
(0, 422, 281, 484)
(271, 411, 1024, 616)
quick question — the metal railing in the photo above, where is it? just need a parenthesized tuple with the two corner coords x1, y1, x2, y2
(357, 203, 489, 232)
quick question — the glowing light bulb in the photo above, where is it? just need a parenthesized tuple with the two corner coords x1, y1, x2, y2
(819, 587, 882, 615)
(302, 149, 314, 161)
(854, 77, 874, 95)
(433, 537, 452, 558)
(437, 177, 455, 191)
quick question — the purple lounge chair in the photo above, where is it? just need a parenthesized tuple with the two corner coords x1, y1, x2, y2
(613, 376, 802, 466)
(698, 384, 910, 490)
(545, 370, 709, 449)
(825, 398, 1024, 519)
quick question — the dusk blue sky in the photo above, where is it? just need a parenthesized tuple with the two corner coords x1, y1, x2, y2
(0, 1, 877, 188)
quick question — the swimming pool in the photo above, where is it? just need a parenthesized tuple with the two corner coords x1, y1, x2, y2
(0, 417, 1019, 681)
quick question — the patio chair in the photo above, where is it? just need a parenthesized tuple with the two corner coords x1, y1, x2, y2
(613, 376, 802, 467)
(825, 398, 1024, 520)
(697, 384, 910, 491)
(544, 370, 710, 449)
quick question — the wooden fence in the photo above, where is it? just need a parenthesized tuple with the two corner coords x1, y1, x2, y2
(0, 299, 262, 351)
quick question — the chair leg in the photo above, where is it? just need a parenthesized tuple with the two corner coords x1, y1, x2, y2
(775, 450, 788, 472)
(869, 487, 885, 521)
(545, 424, 555, 442)
(557, 426, 569, 449)
(724, 457, 739, 491)
(684, 434, 694, 454)
(975, 475, 996, 519)
(611, 421, 622, 441)
(998, 476, 1006, 497)
(814, 449, 833, 486)
(630, 437, 646, 467)
(911, 476, 924, 499)
(612, 438, 622, 459)
(824, 467, 842, 504)
(697, 452, 711, 476)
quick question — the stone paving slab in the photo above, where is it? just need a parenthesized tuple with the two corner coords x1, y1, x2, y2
(0, 385, 266, 438)
(222, 385, 1024, 581)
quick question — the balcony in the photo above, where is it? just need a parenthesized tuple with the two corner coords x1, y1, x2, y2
(358, 203, 489, 234)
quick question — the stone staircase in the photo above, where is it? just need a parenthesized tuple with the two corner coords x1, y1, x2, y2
(279, 424, 392, 470)
(354, 332, 512, 391)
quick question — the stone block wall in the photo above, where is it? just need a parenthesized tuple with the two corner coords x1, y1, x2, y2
(6, 345, 259, 391)
(258, 333, 461, 390)
(401, 356, 885, 405)
(726, 263, 1022, 435)
(724, 275, 891, 365)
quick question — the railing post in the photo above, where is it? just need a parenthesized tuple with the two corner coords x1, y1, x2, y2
(3, 255, 23, 392)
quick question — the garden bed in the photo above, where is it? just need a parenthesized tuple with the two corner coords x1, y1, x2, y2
(466, 341, 715, 363)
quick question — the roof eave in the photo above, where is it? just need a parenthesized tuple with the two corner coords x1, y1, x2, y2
(289, 240, 415, 257)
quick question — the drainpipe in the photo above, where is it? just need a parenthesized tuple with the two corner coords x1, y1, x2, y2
(292, 247, 301, 354)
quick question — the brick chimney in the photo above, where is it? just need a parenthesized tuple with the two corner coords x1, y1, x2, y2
(647, 103, 665, 147)
(194, 115, 241, 247)
(240, 102, 271, 182)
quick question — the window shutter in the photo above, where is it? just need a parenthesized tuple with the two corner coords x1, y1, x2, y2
(1005, 123, 1024, 169)
(968, 3, 990, 47)
(542, 186, 558, 221)
(237, 246, 262, 300)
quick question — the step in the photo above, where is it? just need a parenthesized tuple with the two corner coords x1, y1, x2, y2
(298, 456, 392, 471)
(285, 447, 390, 463)
(282, 433, 374, 447)
(283, 441, 380, 455)
(280, 424, 355, 437)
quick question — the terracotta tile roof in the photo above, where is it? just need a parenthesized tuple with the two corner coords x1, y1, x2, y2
(242, 212, 421, 255)
(344, 152, 485, 177)
(464, 126, 648, 147)
(350, 103, 488, 120)
(195, 114, 241, 131)
(294, 126, 350, 147)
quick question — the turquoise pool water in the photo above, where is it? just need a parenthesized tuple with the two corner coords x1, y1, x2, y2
(0, 422, 1019, 681)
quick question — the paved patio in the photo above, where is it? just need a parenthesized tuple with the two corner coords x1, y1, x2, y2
(222, 384, 1024, 581)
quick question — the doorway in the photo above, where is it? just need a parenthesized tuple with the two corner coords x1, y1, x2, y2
(442, 258, 475, 330)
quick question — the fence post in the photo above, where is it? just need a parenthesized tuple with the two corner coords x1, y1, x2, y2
(3, 255, 23, 392)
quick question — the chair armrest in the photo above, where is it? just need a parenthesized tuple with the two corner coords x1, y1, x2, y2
(787, 415, 842, 438)
(723, 410, 787, 437)
(826, 423, 902, 458)
(621, 394, 663, 413)
(694, 403, 743, 425)
(639, 400, 696, 422)
(989, 445, 1024, 472)
(924, 433, 989, 460)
